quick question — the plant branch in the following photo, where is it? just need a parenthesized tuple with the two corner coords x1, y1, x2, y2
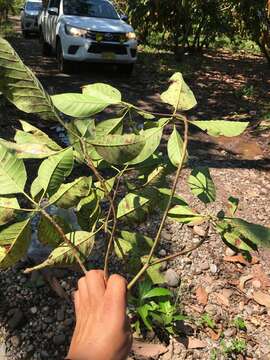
(79, 139, 124, 280)
(128, 114, 189, 289)
(40, 209, 87, 275)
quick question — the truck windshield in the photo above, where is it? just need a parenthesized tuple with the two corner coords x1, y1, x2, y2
(63, 0, 119, 19)
(25, 2, 42, 11)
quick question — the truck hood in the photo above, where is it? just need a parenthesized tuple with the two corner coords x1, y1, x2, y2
(63, 16, 133, 33)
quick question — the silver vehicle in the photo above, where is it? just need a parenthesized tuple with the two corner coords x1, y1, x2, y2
(21, 0, 43, 37)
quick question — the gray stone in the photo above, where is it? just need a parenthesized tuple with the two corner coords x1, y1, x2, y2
(8, 308, 25, 330)
(44, 316, 54, 324)
(40, 350, 49, 359)
(199, 262, 209, 271)
(10, 335, 21, 347)
(56, 309, 65, 322)
(193, 225, 206, 237)
(225, 247, 236, 256)
(223, 328, 237, 337)
(165, 269, 180, 287)
(53, 334, 66, 346)
(158, 249, 167, 257)
(161, 230, 171, 241)
(64, 318, 74, 327)
(30, 306, 38, 315)
(210, 263, 218, 274)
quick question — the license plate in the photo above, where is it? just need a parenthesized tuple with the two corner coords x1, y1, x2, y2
(101, 52, 115, 60)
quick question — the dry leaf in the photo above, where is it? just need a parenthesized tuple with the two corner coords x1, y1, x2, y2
(239, 274, 254, 291)
(224, 255, 259, 266)
(252, 265, 270, 289)
(132, 340, 168, 358)
(187, 337, 207, 349)
(214, 289, 232, 307)
(206, 328, 222, 341)
(253, 291, 270, 308)
(196, 286, 208, 305)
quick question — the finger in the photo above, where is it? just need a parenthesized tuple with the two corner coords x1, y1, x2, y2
(104, 274, 127, 323)
(85, 270, 106, 303)
(74, 290, 80, 321)
(77, 276, 90, 306)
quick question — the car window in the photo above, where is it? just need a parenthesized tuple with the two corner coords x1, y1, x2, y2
(63, 0, 119, 19)
(25, 2, 43, 11)
(49, 0, 60, 9)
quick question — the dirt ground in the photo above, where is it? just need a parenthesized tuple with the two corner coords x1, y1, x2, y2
(0, 17, 270, 360)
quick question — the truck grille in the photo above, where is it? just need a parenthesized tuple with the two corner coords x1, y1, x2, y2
(88, 42, 127, 55)
(86, 30, 126, 43)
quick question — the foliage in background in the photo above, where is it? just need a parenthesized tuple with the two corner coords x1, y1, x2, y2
(0, 37, 269, 335)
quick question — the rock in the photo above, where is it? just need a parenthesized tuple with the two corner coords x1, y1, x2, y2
(56, 309, 65, 322)
(53, 334, 66, 345)
(30, 306, 38, 315)
(64, 318, 74, 327)
(40, 350, 49, 359)
(44, 316, 54, 324)
(161, 231, 171, 241)
(223, 328, 237, 337)
(199, 262, 209, 271)
(193, 225, 206, 237)
(10, 335, 21, 347)
(210, 264, 218, 274)
(225, 247, 236, 256)
(165, 269, 180, 287)
(158, 249, 167, 257)
(8, 309, 25, 330)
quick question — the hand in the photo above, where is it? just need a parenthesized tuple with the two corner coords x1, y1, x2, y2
(67, 270, 132, 360)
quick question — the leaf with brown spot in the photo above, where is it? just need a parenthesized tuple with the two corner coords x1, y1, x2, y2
(196, 286, 208, 305)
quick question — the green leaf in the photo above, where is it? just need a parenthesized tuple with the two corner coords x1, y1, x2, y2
(190, 120, 249, 137)
(228, 196, 239, 216)
(137, 304, 153, 330)
(31, 148, 74, 198)
(49, 177, 92, 208)
(215, 220, 255, 252)
(161, 72, 197, 111)
(95, 117, 123, 136)
(25, 231, 94, 272)
(117, 187, 159, 223)
(167, 125, 187, 167)
(0, 219, 31, 268)
(141, 256, 165, 284)
(114, 230, 153, 259)
(0, 138, 58, 159)
(38, 214, 71, 247)
(0, 197, 20, 226)
(142, 287, 172, 300)
(188, 167, 216, 204)
(95, 177, 115, 199)
(126, 121, 165, 165)
(168, 205, 204, 224)
(52, 83, 121, 118)
(15, 121, 62, 151)
(228, 218, 270, 248)
(77, 193, 101, 231)
(90, 134, 145, 164)
(0, 144, 27, 195)
(156, 188, 188, 211)
(0, 37, 57, 121)
(72, 119, 96, 139)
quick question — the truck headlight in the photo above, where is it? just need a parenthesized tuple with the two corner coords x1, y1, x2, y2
(126, 32, 136, 40)
(65, 25, 87, 37)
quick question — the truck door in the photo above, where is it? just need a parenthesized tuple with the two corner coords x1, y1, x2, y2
(47, 0, 60, 48)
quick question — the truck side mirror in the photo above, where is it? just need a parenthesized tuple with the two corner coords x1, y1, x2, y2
(120, 14, 128, 22)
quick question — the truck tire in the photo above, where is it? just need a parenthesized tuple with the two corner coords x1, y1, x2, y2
(40, 31, 51, 57)
(56, 40, 74, 74)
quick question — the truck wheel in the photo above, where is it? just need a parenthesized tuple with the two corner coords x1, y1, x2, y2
(57, 41, 73, 74)
(40, 32, 51, 57)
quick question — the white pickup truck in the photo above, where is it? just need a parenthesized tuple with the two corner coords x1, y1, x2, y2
(38, 0, 137, 74)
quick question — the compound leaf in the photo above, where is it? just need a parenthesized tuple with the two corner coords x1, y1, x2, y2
(167, 125, 187, 167)
(190, 120, 249, 137)
(0, 37, 57, 121)
(0, 219, 31, 268)
(161, 72, 197, 111)
(0, 144, 27, 195)
(188, 167, 216, 204)
(0, 197, 20, 226)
